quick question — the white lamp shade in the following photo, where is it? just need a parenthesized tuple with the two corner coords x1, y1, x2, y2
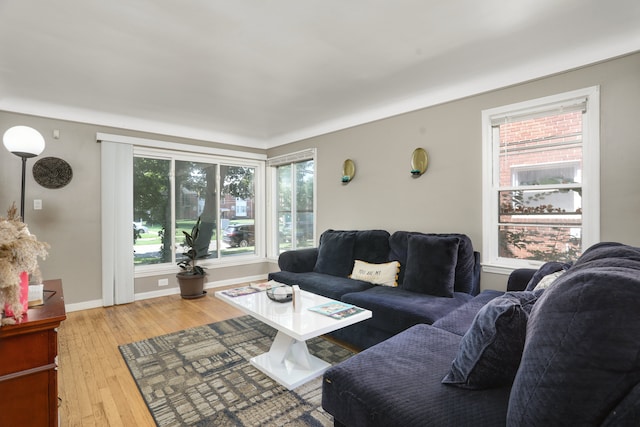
(3, 126, 46, 158)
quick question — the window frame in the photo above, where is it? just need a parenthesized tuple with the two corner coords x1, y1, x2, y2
(481, 86, 600, 274)
(133, 146, 265, 277)
(266, 148, 317, 259)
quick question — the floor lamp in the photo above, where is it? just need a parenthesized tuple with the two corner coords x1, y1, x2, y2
(3, 126, 46, 221)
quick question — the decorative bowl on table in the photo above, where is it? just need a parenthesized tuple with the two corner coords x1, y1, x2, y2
(267, 285, 293, 303)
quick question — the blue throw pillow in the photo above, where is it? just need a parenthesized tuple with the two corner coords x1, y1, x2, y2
(401, 235, 459, 297)
(313, 230, 356, 277)
(442, 292, 539, 389)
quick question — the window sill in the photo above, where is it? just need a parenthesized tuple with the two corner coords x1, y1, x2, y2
(134, 255, 269, 278)
(482, 260, 543, 275)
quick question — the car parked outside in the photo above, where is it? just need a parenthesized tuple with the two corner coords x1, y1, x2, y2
(133, 222, 149, 234)
(223, 223, 255, 248)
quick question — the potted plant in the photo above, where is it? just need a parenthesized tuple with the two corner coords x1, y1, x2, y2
(176, 217, 207, 299)
(0, 203, 49, 325)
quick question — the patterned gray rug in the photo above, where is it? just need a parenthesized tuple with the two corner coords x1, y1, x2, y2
(119, 315, 353, 426)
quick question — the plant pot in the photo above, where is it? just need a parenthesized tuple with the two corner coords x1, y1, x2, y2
(176, 273, 206, 299)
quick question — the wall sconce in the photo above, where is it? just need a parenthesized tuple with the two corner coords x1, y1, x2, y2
(3, 126, 46, 220)
(410, 148, 428, 178)
(342, 159, 356, 184)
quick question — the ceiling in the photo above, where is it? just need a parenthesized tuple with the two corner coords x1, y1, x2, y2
(1, 1, 639, 149)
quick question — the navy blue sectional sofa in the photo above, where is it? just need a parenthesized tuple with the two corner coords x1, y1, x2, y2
(269, 229, 484, 349)
(322, 242, 640, 426)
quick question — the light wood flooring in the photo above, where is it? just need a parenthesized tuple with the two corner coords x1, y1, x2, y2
(58, 286, 245, 427)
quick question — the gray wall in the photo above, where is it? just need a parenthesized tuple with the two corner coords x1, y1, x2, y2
(2, 52, 638, 305)
(268, 52, 640, 290)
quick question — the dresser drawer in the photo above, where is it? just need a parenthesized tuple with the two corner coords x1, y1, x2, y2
(0, 330, 55, 376)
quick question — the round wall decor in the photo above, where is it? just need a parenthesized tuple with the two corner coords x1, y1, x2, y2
(32, 157, 73, 189)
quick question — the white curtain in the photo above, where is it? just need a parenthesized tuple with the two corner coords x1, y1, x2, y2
(100, 141, 134, 305)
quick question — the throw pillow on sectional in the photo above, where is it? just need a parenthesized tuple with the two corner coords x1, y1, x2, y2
(524, 261, 571, 291)
(313, 230, 357, 277)
(401, 235, 459, 297)
(442, 291, 540, 389)
(349, 260, 400, 287)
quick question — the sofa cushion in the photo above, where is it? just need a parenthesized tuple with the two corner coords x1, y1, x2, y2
(353, 229, 391, 264)
(432, 289, 504, 336)
(508, 242, 640, 426)
(401, 234, 459, 297)
(389, 231, 477, 294)
(268, 271, 374, 301)
(313, 230, 356, 277)
(350, 260, 400, 287)
(442, 291, 540, 389)
(341, 286, 473, 335)
(322, 324, 512, 427)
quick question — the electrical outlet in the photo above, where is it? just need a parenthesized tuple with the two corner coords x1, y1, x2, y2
(158, 278, 169, 287)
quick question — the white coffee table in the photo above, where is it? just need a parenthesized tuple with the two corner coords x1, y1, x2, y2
(215, 287, 372, 390)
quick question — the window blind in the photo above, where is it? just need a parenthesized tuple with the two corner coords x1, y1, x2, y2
(267, 148, 316, 167)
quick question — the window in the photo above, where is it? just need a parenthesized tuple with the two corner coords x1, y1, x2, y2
(268, 149, 316, 255)
(482, 87, 599, 272)
(134, 148, 262, 271)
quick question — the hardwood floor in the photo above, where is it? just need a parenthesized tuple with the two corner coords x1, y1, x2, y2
(57, 287, 244, 427)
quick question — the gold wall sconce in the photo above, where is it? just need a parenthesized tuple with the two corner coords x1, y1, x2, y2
(410, 148, 428, 177)
(342, 159, 355, 183)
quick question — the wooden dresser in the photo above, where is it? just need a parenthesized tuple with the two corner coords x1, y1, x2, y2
(0, 279, 66, 427)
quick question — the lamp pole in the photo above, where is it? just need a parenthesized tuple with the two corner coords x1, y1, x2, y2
(16, 154, 38, 219)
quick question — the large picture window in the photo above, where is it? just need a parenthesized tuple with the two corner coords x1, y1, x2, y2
(482, 87, 600, 272)
(134, 148, 261, 271)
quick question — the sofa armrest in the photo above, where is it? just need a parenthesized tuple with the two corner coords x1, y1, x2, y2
(506, 269, 537, 292)
(278, 248, 319, 273)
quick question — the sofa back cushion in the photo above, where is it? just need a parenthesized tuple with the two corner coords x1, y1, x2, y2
(353, 229, 391, 264)
(507, 242, 640, 425)
(314, 229, 391, 277)
(313, 230, 357, 276)
(389, 231, 477, 294)
(401, 234, 459, 297)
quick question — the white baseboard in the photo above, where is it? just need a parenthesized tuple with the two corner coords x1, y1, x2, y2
(64, 274, 270, 313)
(65, 299, 104, 313)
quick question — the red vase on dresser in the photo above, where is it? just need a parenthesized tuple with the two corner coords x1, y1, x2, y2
(3, 271, 29, 318)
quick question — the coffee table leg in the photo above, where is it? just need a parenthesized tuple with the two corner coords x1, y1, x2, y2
(268, 331, 313, 369)
(250, 330, 330, 390)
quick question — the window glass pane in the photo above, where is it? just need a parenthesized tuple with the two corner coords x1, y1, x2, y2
(295, 160, 314, 249)
(275, 160, 315, 253)
(133, 157, 171, 265)
(499, 189, 582, 222)
(498, 111, 583, 187)
(496, 110, 584, 263)
(220, 165, 256, 256)
(175, 160, 218, 262)
(277, 164, 293, 252)
(498, 225, 581, 263)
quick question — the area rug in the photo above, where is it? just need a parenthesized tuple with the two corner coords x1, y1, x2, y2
(119, 315, 353, 427)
